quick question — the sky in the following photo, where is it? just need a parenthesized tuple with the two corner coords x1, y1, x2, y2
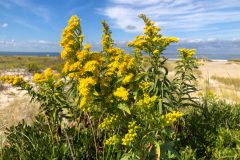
(0, 0, 240, 54)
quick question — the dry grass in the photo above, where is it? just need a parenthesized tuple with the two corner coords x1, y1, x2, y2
(164, 61, 176, 72)
(0, 83, 7, 92)
(211, 75, 240, 90)
(0, 96, 39, 128)
(228, 58, 240, 63)
(0, 96, 39, 146)
(197, 75, 240, 103)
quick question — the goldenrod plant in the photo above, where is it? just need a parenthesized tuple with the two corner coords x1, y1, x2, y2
(0, 14, 201, 159)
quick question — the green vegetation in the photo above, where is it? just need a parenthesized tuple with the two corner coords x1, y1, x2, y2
(0, 15, 240, 160)
(177, 96, 240, 159)
(0, 56, 62, 72)
(228, 58, 240, 63)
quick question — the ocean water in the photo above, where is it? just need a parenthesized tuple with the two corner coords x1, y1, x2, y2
(0, 51, 59, 57)
(0, 51, 239, 60)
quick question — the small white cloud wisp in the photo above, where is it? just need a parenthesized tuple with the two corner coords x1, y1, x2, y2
(2, 23, 8, 28)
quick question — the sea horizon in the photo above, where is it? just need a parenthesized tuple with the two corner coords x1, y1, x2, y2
(0, 51, 239, 60)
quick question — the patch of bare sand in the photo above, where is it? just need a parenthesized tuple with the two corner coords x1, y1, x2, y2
(199, 61, 240, 79)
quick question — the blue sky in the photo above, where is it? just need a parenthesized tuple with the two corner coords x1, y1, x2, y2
(0, 0, 240, 53)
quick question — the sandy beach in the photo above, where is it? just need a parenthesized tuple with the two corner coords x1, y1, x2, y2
(199, 60, 240, 79)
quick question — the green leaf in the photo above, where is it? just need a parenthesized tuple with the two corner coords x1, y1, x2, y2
(118, 103, 131, 114)
(121, 153, 138, 160)
(158, 99, 163, 114)
(134, 72, 147, 82)
(160, 141, 180, 159)
(120, 154, 132, 160)
(154, 141, 161, 160)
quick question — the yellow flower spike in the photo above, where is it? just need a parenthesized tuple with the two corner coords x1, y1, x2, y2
(122, 73, 134, 84)
(60, 15, 82, 60)
(139, 82, 150, 90)
(105, 135, 119, 145)
(101, 20, 114, 51)
(122, 121, 139, 146)
(0, 76, 24, 86)
(80, 96, 88, 109)
(99, 115, 118, 129)
(162, 111, 184, 126)
(78, 77, 96, 97)
(62, 61, 71, 73)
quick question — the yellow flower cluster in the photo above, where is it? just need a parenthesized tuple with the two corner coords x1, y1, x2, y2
(122, 121, 139, 146)
(62, 43, 103, 79)
(143, 22, 160, 36)
(33, 68, 55, 83)
(0, 76, 24, 86)
(161, 111, 184, 126)
(104, 48, 135, 77)
(137, 93, 157, 109)
(83, 60, 99, 74)
(113, 87, 129, 101)
(99, 115, 119, 129)
(159, 37, 179, 48)
(105, 135, 119, 145)
(60, 15, 81, 59)
(178, 48, 196, 58)
(128, 14, 178, 56)
(100, 21, 136, 87)
(60, 15, 107, 110)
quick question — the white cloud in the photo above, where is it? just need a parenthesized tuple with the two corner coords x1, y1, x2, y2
(0, 38, 239, 55)
(0, 40, 60, 52)
(110, 0, 165, 5)
(1, 23, 8, 28)
(100, 0, 240, 35)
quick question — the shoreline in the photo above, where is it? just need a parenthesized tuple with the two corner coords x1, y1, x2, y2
(0, 55, 236, 62)
(168, 58, 228, 62)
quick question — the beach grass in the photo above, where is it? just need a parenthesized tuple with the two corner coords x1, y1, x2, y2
(228, 58, 240, 63)
(211, 75, 240, 89)
(0, 56, 63, 72)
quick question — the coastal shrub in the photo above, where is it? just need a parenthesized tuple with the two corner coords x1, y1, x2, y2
(0, 82, 6, 91)
(0, 14, 198, 159)
(176, 96, 240, 159)
(25, 62, 41, 73)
